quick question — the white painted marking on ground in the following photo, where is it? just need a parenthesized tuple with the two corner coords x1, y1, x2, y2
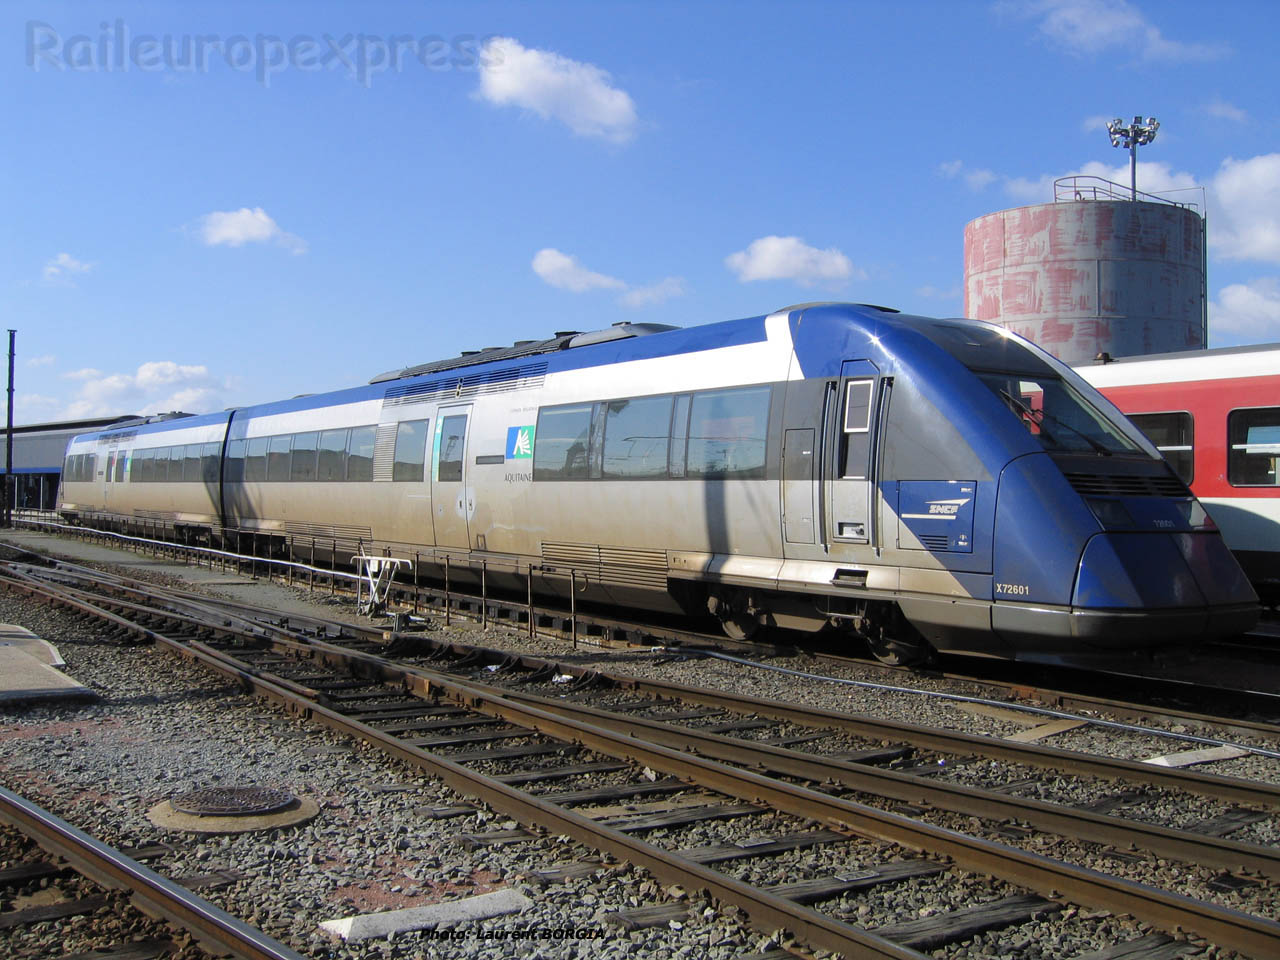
(319, 888, 532, 941)
(1142, 745, 1248, 768)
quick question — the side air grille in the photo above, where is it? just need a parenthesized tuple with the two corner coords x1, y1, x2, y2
(918, 534, 951, 552)
(383, 362, 548, 407)
(1063, 472, 1191, 498)
(541, 542, 669, 589)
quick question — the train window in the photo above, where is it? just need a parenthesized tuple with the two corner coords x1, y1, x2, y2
(346, 426, 376, 481)
(393, 420, 429, 482)
(977, 373, 1142, 455)
(603, 396, 672, 479)
(132, 449, 151, 483)
(184, 444, 203, 482)
(842, 379, 875, 479)
(105, 453, 116, 482)
(266, 435, 292, 482)
(244, 438, 269, 482)
(669, 394, 691, 478)
(115, 453, 128, 483)
(1228, 407, 1280, 486)
(201, 443, 220, 483)
(290, 433, 319, 482)
(436, 415, 468, 483)
(224, 440, 245, 483)
(1128, 413, 1193, 484)
(533, 404, 593, 480)
(317, 429, 348, 482)
(686, 385, 771, 480)
(150, 449, 169, 482)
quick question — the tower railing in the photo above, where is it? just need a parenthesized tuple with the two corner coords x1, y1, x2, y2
(1054, 175, 1200, 212)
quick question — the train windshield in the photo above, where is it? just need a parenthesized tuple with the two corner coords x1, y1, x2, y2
(975, 373, 1142, 454)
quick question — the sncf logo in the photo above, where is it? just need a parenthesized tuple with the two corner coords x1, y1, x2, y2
(926, 498, 970, 516)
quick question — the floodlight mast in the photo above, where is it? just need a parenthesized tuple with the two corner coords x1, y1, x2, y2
(1106, 115, 1160, 200)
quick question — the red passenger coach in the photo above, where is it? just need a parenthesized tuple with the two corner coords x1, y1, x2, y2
(1076, 344, 1280, 603)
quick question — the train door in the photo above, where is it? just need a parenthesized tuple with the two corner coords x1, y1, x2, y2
(828, 360, 882, 547)
(102, 448, 116, 511)
(430, 405, 472, 549)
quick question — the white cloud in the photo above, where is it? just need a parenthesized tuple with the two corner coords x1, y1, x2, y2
(198, 207, 307, 254)
(1210, 279, 1280, 341)
(620, 276, 686, 308)
(1003, 159, 1198, 203)
(938, 160, 998, 191)
(477, 37, 637, 143)
(43, 252, 93, 283)
(25, 354, 55, 368)
(916, 284, 964, 300)
(724, 236, 857, 287)
(54, 361, 229, 419)
(1204, 98, 1247, 123)
(531, 248, 625, 292)
(1009, 0, 1228, 62)
(1210, 154, 1280, 263)
(1081, 114, 1112, 133)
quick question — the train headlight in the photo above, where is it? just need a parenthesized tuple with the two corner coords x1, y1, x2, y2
(1084, 498, 1134, 529)
(1174, 500, 1217, 530)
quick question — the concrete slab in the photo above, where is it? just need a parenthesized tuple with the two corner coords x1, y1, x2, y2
(0, 624, 66, 666)
(1142, 745, 1249, 768)
(147, 796, 320, 834)
(0, 642, 95, 704)
(319, 888, 532, 941)
(1004, 718, 1087, 743)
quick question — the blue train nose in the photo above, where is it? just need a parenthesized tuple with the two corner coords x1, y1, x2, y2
(1072, 532, 1258, 642)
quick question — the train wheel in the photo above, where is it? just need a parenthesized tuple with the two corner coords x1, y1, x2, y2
(708, 591, 760, 641)
(865, 633, 929, 667)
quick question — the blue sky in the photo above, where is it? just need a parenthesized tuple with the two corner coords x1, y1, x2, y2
(5, 0, 1279, 422)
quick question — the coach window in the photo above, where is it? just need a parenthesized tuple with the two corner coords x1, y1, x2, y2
(686, 386, 771, 479)
(244, 438, 269, 482)
(1228, 407, 1280, 486)
(290, 433, 319, 482)
(604, 396, 672, 479)
(105, 453, 116, 482)
(669, 394, 691, 478)
(224, 441, 245, 483)
(150, 449, 169, 482)
(1129, 412, 1194, 484)
(116, 453, 128, 483)
(346, 426, 376, 481)
(201, 443, 220, 483)
(533, 404, 593, 480)
(183, 444, 203, 482)
(317, 429, 348, 481)
(131, 449, 151, 483)
(266, 435, 292, 482)
(393, 420, 429, 482)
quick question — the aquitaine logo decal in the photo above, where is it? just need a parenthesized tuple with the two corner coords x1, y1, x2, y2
(506, 425, 535, 459)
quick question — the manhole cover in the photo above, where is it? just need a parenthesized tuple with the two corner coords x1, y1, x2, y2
(171, 786, 297, 817)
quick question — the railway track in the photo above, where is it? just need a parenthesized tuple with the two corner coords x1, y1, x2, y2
(9, 522, 1280, 729)
(0, 785, 305, 960)
(3, 559, 1279, 957)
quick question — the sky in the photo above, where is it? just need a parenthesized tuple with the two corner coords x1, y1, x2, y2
(5, 0, 1280, 423)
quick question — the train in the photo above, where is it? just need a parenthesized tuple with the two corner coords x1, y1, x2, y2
(56, 302, 1258, 665)
(1076, 343, 1280, 605)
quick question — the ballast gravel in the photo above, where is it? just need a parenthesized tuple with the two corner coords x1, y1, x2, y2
(0, 531, 1273, 959)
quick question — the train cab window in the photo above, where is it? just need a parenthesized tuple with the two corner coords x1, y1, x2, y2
(393, 420, 429, 482)
(686, 385, 770, 480)
(183, 444, 203, 482)
(224, 441, 245, 483)
(266, 435, 292, 482)
(603, 396, 672, 479)
(533, 404, 594, 480)
(317, 429, 348, 482)
(1228, 407, 1280, 486)
(290, 433, 319, 482)
(346, 426, 376, 481)
(436, 415, 468, 483)
(115, 453, 128, 483)
(1128, 412, 1194, 484)
(244, 438, 269, 482)
(841, 379, 875, 479)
